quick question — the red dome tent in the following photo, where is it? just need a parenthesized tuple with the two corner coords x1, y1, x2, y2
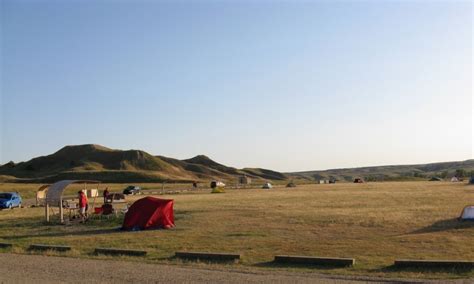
(122, 197, 175, 230)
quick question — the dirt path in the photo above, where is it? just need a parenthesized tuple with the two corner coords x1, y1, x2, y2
(0, 253, 471, 284)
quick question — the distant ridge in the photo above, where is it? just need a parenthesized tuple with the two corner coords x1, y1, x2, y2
(0, 144, 287, 183)
(0, 144, 472, 183)
(288, 159, 474, 182)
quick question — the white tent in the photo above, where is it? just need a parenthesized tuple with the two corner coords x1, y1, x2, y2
(451, 177, 459, 182)
(210, 181, 226, 188)
(460, 206, 474, 220)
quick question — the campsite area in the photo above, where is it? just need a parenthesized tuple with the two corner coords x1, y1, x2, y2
(0, 181, 474, 280)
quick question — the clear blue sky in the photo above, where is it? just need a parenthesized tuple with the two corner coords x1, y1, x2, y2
(1, 0, 472, 172)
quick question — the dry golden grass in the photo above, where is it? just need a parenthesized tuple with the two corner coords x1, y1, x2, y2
(1, 181, 474, 279)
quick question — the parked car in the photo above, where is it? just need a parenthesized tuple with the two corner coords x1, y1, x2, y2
(123, 186, 141, 195)
(262, 182, 273, 189)
(105, 193, 126, 203)
(0, 192, 22, 209)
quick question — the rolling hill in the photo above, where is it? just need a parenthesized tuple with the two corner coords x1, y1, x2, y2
(0, 144, 472, 183)
(288, 159, 474, 182)
(0, 144, 287, 183)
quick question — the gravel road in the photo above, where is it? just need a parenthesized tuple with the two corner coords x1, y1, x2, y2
(0, 253, 471, 284)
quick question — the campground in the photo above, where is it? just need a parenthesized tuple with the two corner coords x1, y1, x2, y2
(1, 181, 474, 280)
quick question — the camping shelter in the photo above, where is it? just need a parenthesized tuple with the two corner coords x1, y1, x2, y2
(45, 180, 101, 223)
(470, 177, 474, 184)
(238, 175, 252, 185)
(122, 197, 174, 230)
(354, 178, 364, 183)
(36, 184, 50, 206)
(451, 177, 459, 182)
(460, 206, 474, 220)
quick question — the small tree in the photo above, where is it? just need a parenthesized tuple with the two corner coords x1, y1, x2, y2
(312, 174, 324, 180)
(365, 176, 377, 182)
(414, 172, 426, 178)
(455, 169, 466, 178)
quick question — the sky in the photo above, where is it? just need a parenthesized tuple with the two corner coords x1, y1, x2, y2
(0, 0, 472, 172)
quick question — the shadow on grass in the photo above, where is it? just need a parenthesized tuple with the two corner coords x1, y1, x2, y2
(2, 227, 123, 240)
(373, 264, 474, 275)
(167, 255, 239, 264)
(226, 232, 267, 237)
(0, 216, 44, 228)
(409, 218, 474, 234)
(254, 261, 346, 270)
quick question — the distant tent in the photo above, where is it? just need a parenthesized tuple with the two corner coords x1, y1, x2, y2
(329, 178, 336, 184)
(210, 181, 225, 189)
(122, 197, 174, 230)
(286, 182, 296, 188)
(353, 178, 364, 183)
(451, 177, 459, 182)
(470, 177, 474, 184)
(429, 177, 443, 181)
(262, 183, 272, 189)
(460, 206, 474, 220)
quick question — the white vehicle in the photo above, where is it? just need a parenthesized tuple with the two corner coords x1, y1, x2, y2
(262, 183, 272, 189)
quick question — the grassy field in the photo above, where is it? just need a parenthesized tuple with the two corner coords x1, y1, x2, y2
(1, 181, 474, 279)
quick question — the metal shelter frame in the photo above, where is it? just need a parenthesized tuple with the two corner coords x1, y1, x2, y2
(45, 180, 101, 223)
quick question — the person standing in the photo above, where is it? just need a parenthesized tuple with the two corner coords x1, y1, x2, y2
(78, 191, 88, 223)
(103, 187, 110, 203)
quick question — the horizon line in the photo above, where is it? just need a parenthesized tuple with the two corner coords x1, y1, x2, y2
(1, 143, 472, 174)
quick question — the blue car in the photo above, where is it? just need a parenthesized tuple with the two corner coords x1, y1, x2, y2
(0, 192, 22, 209)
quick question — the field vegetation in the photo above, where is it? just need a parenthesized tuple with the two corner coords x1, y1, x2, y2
(0, 181, 474, 279)
(293, 160, 474, 182)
